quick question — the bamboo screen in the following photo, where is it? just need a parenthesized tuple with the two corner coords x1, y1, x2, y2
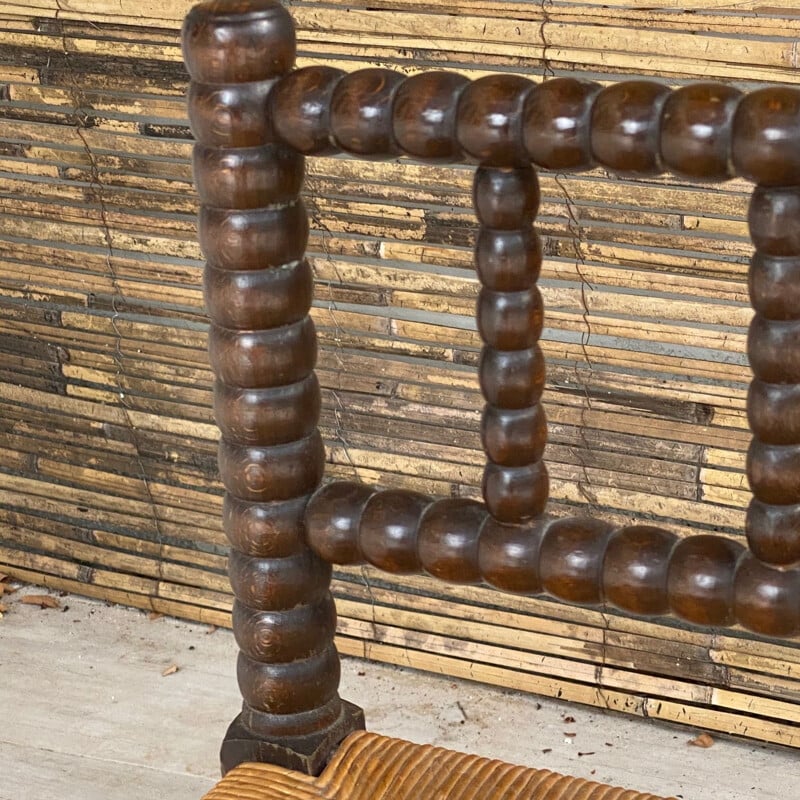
(0, 0, 798, 746)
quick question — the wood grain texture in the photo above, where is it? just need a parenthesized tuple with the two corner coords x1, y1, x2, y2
(1, 0, 800, 752)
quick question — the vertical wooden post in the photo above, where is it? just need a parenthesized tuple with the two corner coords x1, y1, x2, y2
(455, 74, 550, 524)
(182, 0, 363, 776)
(746, 184, 800, 568)
(474, 163, 549, 523)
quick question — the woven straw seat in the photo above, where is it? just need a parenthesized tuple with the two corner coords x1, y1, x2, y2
(202, 731, 673, 800)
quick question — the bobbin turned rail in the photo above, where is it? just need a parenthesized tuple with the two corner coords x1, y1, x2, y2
(182, 0, 800, 784)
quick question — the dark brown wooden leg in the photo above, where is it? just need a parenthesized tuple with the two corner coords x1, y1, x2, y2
(182, 0, 363, 776)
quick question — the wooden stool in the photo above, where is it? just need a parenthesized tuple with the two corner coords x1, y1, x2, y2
(182, 0, 800, 795)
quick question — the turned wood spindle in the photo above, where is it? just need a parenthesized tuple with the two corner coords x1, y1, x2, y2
(473, 160, 549, 523)
(746, 185, 800, 568)
(182, 0, 362, 777)
(306, 483, 487, 584)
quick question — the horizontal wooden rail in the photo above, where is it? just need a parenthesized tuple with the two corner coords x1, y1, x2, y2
(256, 66, 800, 184)
(305, 480, 800, 640)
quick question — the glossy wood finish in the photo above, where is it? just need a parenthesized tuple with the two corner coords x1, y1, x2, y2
(539, 516, 613, 605)
(457, 75, 533, 166)
(660, 83, 741, 181)
(602, 525, 677, 616)
(329, 69, 405, 157)
(474, 165, 549, 522)
(393, 71, 469, 162)
(264, 66, 800, 186)
(270, 66, 345, 155)
(591, 81, 669, 176)
(183, 0, 363, 777)
(747, 185, 800, 567)
(522, 78, 599, 172)
(306, 481, 799, 637)
(359, 489, 429, 574)
(733, 87, 800, 186)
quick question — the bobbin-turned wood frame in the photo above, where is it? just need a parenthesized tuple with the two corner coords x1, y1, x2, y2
(183, 0, 800, 778)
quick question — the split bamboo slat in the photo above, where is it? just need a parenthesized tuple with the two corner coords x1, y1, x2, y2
(0, 0, 798, 746)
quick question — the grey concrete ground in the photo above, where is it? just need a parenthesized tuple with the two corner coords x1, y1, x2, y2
(0, 585, 795, 799)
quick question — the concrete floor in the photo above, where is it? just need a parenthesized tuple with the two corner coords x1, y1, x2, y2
(0, 584, 795, 799)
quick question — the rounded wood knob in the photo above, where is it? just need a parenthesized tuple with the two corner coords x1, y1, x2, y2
(523, 77, 599, 172)
(270, 66, 345, 155)
(748, 186, 800, 256)
(214, 375, 320, 446)
(475, 227, 543, 292)
(223, 494, 310, 558)
(481, 404, 547, 467)
(659, 83, 741, 181)
(237, 645, 340, 714)
(733, 86, 800, 185)
(233, 597, 336, 663)
(457, 74, 533, 166)
(305, 481, 375, 565)
(228, 548, 331, 611)
(417, 498, 487, 583)
(477, 286, 544, 350)
(199, 203, 308, 272)
(591, 81, 670, 175)
(187, 80, 276, 148)
(193, 144, 304, 210)
(667, 535, 743, 627)
(747, 440, 800, 506)
(330, 68, 404, 156)
(482, 460, 549, 523)
(359, 489, 430, 573)
(218, 433, 326, 503)
(749, 253, 800, 321)
(204, 259, 313, 332)
(478, 516, 546, 593)
(603, 525, 677, 615)
(539, 516, 614, 605)
(473, 166, 540, 230)
(479, 346, 546, 409)
(747, 316, 800, 384)
(208, 318, 317, 390)
(734, 552, 800, 637)
(392, 71, 468, 162)
(182, 0, 295, 84)
(747, 380, 800, 446)
(746, 499, 800, 569)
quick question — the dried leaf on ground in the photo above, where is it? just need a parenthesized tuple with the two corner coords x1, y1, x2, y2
(148, 612, 163, 621)
(161, 664, 179, 677)
(21, 594, 60, 609)
(0, 602, 7, 616)
(0, 574, 8, 583)
(689, 732, 714, 748)
(206, 625, 217, 635)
